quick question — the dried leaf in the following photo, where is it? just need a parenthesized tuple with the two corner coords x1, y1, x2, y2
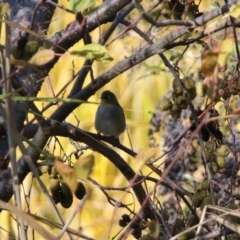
(54, 159, 78, 193)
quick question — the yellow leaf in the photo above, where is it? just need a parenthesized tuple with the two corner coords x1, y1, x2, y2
(230, 2, 240, 19)
(135, 148, 158, 171)
(75, 154, 94, 180)
(218, 38, 234, 67)
(28, 49, 55, 66)
(200, 45, 220, 77)
(54, 159, 78, 193)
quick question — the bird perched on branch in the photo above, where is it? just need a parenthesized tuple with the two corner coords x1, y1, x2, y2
(95, 90, 126, 138)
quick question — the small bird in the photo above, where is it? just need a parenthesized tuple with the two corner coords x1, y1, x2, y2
(95, 90, 126, 137)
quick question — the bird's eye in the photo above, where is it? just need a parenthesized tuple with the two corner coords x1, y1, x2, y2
(106, 95, 111, 100)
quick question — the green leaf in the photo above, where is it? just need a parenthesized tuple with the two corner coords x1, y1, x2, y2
(28, 49, 55, 66)
(70, 43, 113, 62)
(69, 0, 95, 14)
(230, 2, 240, 19)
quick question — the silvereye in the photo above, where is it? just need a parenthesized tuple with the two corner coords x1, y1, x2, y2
(95, 90, 126, 137)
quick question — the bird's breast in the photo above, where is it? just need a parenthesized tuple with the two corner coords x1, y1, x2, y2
(95, 105, 126, 137)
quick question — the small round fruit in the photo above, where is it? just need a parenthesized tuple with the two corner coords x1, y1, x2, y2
(192, 194, 203, 208)
(182, 76, 195, 90)
(216, 156, 226, 169)
(122, 214, 131, 223)
(119, 219, 127, 227)
(172, 79, 183, 94)
(175, 95, 188, 109)
(216, 145, 229, 157)
(49, 177, 61, 194)
(159, 98, 173, 111)
(170, 104, 181, 119)
(60, 183, 73, 208)
(75, 182, 86, 200)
